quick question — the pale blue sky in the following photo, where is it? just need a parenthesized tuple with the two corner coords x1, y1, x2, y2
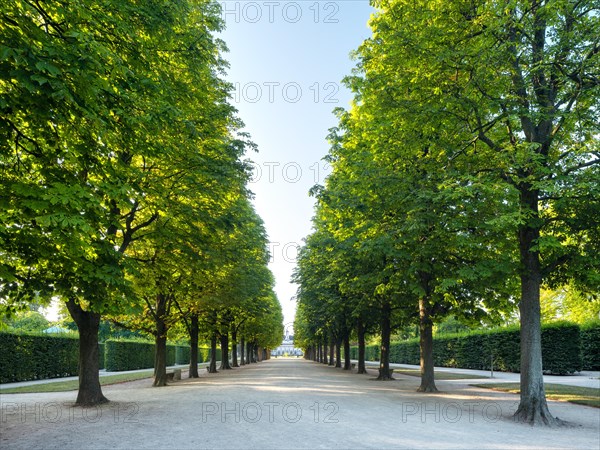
(218, 1, 374, 325)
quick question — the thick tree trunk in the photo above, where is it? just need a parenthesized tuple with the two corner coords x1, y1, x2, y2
(189, 314, 199, 378)
(417, 295, 437, 392)
(343, 332, 351, 370)
(513, 187, 558, 425)
(220, 332, 231, 370)
(246, 342, 252, 364)
(377, 301, 393, 380)
(328, 336, 334, 366)
(323, 339, 328, 365)
(66, 298, 107, 406)
(208, 334, 218, 373)
(240, 337, 246, 365)
(357, 321, 367, 374)
(335, 337, 342, 368)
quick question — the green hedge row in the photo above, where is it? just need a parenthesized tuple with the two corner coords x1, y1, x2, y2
(0, 331, 224, 381)
(103, 339, 221, 371)
(99, 343, 105, 370)
(581, 320, 600, 370)
(350, 321, 598, 375)
(104, 339, 181, 371)
(0, 332, 80, 383)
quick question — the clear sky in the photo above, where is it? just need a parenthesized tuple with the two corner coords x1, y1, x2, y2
(218, 1, 374, 326)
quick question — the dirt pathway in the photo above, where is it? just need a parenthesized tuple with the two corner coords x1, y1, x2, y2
(1, 359, 598, 449)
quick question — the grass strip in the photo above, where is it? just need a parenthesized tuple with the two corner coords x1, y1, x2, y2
(472, 382, 600, 408)
(365, 367, 488, 380)
(0, 370, 155, 394)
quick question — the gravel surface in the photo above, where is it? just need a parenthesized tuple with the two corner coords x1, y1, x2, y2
(1, 358, 598, 449)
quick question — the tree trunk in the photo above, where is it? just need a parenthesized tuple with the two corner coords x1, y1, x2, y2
(343, 331, 351, 370)
(417, 295, 437, 392)
(220, 332, 231, 370)
(208, 334, 218, 373)
(189, 314, 199, 378)
(153, 327, 168, 387)
(335, 337, 342, 368)
(328, 336, 334, 366)
(357, 321, 367, 374)
(256, 345, 261, 362)
(513, 187, 558, 425)
(232, 329, 239, 367)
(66, 298, 108, 406)
(240, 337, 245, 365)
(246, 341, 252, 364)
(323, 339, 328, 365)
(377, 301, 393, 380)
(153, 293, 169, 387)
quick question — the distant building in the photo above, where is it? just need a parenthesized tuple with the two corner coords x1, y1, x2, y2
(42, 325, 72, 334)
(272, 328, 303, 357)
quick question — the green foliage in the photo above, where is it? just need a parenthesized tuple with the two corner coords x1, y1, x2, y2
(541, 287, 600, 324)
(4, 311, 49, 332)
(434, 316, 472, 336)
(580, 321, 600, 371)
(0, 331, 78, 383)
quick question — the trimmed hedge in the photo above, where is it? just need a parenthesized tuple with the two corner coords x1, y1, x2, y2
(176, 345, 190, 365)
(104, 339, 180, 371)
(98, 343, 105, 370)
(350, 321, 584, 375)
(580, 320, 600, 370)
(0, 331, 231, 381)
(104, 339, 154, 371)
(0, 331, 79, 383)
(104, 340, 220, 371)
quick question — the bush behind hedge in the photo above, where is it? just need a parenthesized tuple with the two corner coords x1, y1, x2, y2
(350, 321, 584, 374)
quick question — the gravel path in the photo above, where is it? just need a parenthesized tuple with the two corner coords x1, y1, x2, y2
(1, 358, 598, 449)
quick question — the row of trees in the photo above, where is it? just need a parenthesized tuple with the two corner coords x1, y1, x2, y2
(1, 0, 282, 405)
(295, 0, 599, 426)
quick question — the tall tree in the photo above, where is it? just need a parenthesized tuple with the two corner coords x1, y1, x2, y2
(1, 0, 249, 404)
(363, 0, 600, 424)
